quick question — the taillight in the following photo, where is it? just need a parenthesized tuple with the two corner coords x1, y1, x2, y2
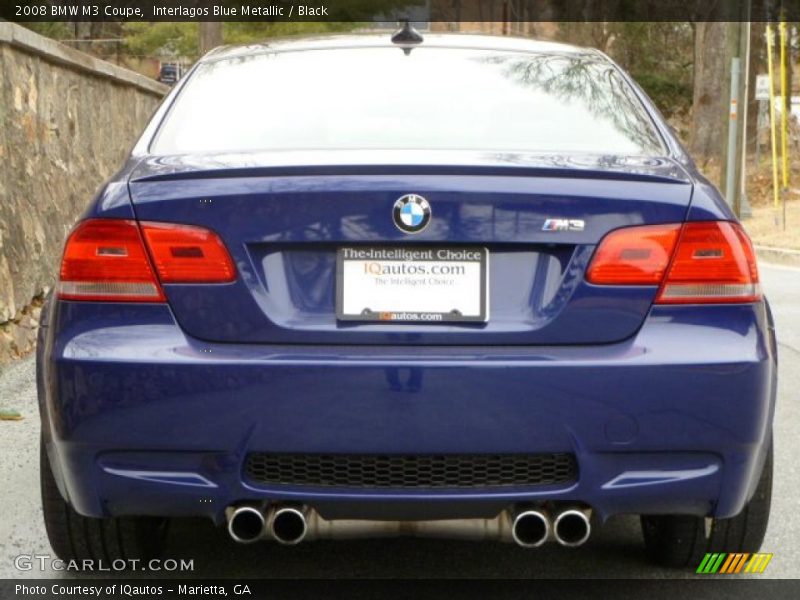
(587, 221, 761, 304)
(58, 219, 165, 302)
(656, 221, 761, 304)
(586, 224, 681, 285)
(57, 219, 236, 302)
(140, 222, 235, 283)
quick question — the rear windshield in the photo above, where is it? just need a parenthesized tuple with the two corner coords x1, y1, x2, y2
(151, 46, 665, 156)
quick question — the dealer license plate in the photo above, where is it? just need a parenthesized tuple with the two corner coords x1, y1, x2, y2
(336, 247, 488, 323)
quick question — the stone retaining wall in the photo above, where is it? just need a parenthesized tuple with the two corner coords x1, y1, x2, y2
(0, 23, 167, 362)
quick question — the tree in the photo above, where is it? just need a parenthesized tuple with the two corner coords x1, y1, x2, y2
(199, 22, 223, 55)
(606, 23, 694, 120)
(690, 22, 731, 161)
(745, 23, 763, 155)
(551, 23, 694, 121)
(122, 22, 199, 59)
(121, 22, 362, 61)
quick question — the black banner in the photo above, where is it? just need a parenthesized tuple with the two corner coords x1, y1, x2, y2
(3, 579, 800, 600)
(1, 0, 799, 23)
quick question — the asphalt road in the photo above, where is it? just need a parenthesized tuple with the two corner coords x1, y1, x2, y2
(1, 263, 797, 579)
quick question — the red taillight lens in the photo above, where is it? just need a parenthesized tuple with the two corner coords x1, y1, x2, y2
(656, 221, 761, 304)
(586, 221, 761, 304)
(58, 219, 165, 302)
(586, 224, 681, 285)
(140, 222, 235, 283)
(57, 219, 236, 302)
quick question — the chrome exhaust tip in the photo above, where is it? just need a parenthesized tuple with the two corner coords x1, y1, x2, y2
(227, 506, 265, 544)
(511, 510, 550, 548)
(269, 506, 308, 545)
(553, 509, 591, 547)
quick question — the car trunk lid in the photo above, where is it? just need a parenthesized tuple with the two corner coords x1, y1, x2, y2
(128, 151, 692, 345)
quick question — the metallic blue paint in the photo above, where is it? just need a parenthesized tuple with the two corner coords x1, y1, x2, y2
(38, 38, 777, 529)
(126, 170, 692, 345)
(40, 300, 775, 523)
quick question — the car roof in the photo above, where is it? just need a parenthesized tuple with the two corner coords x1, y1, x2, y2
(201, 32, 596, 64)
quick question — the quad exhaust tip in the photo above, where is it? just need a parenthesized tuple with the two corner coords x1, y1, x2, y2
(269, 506, 308, 545)
(511, 510, 550, 548)
(227, 506, 265, 544)
(227, 502, 591, 548)
(553, 509, 591, 547)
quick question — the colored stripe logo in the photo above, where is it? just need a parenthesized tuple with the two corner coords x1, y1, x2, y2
(696, 553, 773, 574)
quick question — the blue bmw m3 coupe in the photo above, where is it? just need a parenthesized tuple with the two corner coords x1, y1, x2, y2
(37, 31, 776, 569)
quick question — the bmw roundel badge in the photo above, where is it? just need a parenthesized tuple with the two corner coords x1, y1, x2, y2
(393, 194, 431, 234)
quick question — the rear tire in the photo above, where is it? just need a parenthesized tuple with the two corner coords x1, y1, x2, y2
(40, 436, 169, 563)
(641, 440, 773, 568)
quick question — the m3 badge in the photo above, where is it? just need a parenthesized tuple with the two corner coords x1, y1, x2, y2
(542, 218, 585, 232)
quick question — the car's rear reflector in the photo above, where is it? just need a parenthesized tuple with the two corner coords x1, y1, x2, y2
(587, 220, 761, 304)
(586, 224, 681, 285)
(57, 219, 165, 302)
(656, 221, 761, 304)
(140, 222, 236, 283)
(57, 281, 163, 300)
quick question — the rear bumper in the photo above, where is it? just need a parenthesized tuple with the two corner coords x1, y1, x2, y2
(39, 301, 777, 523)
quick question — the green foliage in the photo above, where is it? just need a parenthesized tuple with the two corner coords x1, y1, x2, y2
(120, 0, 418, 59)
(121, 22, 374, 59)
(614, 23, 694, 117)
(558, 22, 694, 118)
(632, 72, 693, 118)
(18, 1, 416, 63)
(20, 22, 73, 40)
(121, 22, 199, 58)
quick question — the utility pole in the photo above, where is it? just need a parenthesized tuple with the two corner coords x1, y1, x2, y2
(739, 20, 753, 218)
(722, 2, 751, 218)
(725, 55, 741, 210)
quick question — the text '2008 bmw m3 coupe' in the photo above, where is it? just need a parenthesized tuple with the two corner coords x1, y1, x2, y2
(37, 29, 776, 569)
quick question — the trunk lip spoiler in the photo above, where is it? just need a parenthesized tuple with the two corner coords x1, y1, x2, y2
(129, 151, 692, 185)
